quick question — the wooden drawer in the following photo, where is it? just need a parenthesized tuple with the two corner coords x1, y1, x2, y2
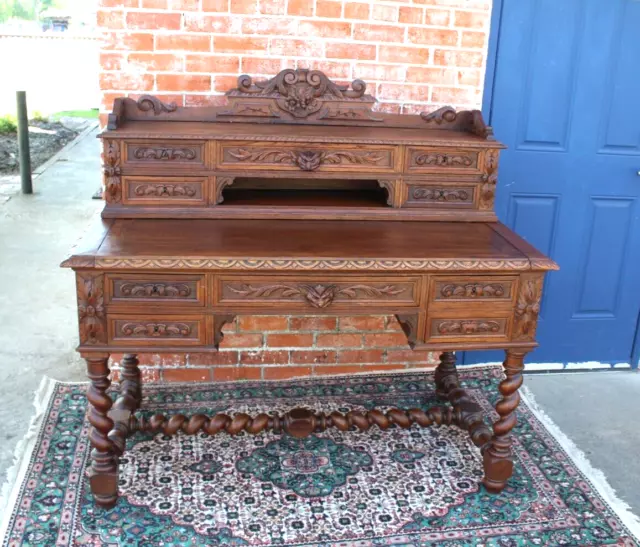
(122, 176, 208, 206)
(108, 314, 205, 345)
(123, 140, 206, 168)
(403, 183, 476, 208)
(404, 147, 481, 174)
(426, 316, 511, 342)
(430, 276, 517, 304)
(106, 274, 206, 306)
(215, 275, 421, 309)
(217, 142, 397, 173)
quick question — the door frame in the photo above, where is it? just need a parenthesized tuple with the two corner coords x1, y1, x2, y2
(466, 0, 640, 368)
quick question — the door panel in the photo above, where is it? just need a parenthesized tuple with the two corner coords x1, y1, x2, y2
(465, 0, 640, 365)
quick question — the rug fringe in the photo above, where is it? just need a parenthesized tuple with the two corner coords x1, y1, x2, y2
(521, 385, 640, 542)
(0, 376, 58, 543)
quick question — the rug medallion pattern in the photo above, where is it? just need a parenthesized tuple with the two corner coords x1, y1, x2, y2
(2, 367, 638, 546)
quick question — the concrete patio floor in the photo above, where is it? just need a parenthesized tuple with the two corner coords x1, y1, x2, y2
(0, 127, 639, 518)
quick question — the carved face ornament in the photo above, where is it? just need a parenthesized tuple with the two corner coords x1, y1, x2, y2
(302, 284, 337, 308)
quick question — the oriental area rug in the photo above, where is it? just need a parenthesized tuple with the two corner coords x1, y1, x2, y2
(1, 366, 639, 546)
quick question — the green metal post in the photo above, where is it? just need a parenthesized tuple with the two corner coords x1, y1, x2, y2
(16, 91, 32, 194)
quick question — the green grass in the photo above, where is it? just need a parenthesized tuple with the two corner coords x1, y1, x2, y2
(51, 109, 99, 120)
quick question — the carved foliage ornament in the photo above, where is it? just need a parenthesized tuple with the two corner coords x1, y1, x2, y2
(134, 184, 197, 198)
(421, 106, 494, 140)
(412, 188, 470, 202)
(480, 149, 499, 210)
(228, 283, 407, 309)
(234, 69, 367, 118)
(120, 283, 191, 298)
(228, 148, 384, 172)
(133, 147, 197, 161)
(414, 153, 473, 167)
(121, 322, 191, 337)
(136, 95, 178, 115)
(103, 140, 121, 204)
(441, 283, 505, 298)
(77, 273, 106, 345)
(513, 276, 543, 340)
(437, 320, 501, 335)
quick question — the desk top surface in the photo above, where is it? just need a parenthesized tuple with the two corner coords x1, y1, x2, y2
(62, 219, 558, 272)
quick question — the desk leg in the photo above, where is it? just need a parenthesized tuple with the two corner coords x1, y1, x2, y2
(434, 351, 458, 400)
(120, 354, 142, 410)
(85, 354, 118, 508)
(482, 348, 527, 493)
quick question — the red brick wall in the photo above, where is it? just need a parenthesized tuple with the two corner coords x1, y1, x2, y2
(98, 0, 490, 381)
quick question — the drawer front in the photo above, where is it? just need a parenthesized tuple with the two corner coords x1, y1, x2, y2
(427, 316, 510, 342)
(106, 274, 206, 306)
(218, 142, 396, 173)
(123, 140, 206, 168)
(403, 183, 476, 208)
(430, 276, 516, 303)
(108, 315, 205, 346)
(404, 147, 481, 174)
(122, 176, 207, 206)
(216, 276, 421, 309)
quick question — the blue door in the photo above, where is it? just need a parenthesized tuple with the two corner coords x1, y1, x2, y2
(465, 0, 640, 365)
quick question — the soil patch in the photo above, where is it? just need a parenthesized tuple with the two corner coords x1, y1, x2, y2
(0, 121, 78, 174)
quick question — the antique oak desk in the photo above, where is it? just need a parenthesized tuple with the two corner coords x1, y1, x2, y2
(62, 69, 557, 508)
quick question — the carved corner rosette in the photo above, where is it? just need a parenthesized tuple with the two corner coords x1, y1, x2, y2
(513, 275, 543, 341)
(479, 149, 499, 210)
(226, 69, 374, 120)
(77, 272, 106, 345)
(103, 140, 121, 204)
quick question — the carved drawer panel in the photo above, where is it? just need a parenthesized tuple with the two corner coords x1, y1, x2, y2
(404, 147, 480, 174)
(108, 314, 205, 345)
(218, 142, 396, 173)
(426, 316, 510, 342)
(430, 276, 516, 303)
(122, 176, 207, 206)
(106, 274, 206, 306)
(403, 183, 476, 208)
(123, 140, 206, 168)
(215, 275, 421, 309)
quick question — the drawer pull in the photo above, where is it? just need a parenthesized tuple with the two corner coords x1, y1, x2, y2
(228, 283, 407, 308)
(228, 148, 385, 172)
(133, 147, 197, 161)
(437, 320, 501, 335)
(121, 322, 192, 337)
(120, 283, 192, 298)
(441, 283, 505, 298)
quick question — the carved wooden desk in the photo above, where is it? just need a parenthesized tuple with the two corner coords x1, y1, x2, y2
(62, 69, 557, 508)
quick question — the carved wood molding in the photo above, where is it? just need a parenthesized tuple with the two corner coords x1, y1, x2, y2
(120, 322, 192, 337)
(414, 153, 473, 167)
(377, 179, 396, 207)
(227, 148, 385, 171)
(513, 275, 543, 341)
(228, 283, 407, 308)
(421, 106, 494, 140)
(120, 283, 191, 298)
(213, 314, 236, 348)
(93, 257, 533, 271)
(411, 187, 470, 202)
(214, 176, 235, 204)
(103, 140, 121, 204)
(479, 149, 499, 210)
(133, 184, 197, 198)
(441, 283, 505, 298)
(132, 147, 197, 161)
(136, 95, 178, 115)
(436, 320, 501, 335)
(395, 314, 419, 348)
(77, 273, 106, 345)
